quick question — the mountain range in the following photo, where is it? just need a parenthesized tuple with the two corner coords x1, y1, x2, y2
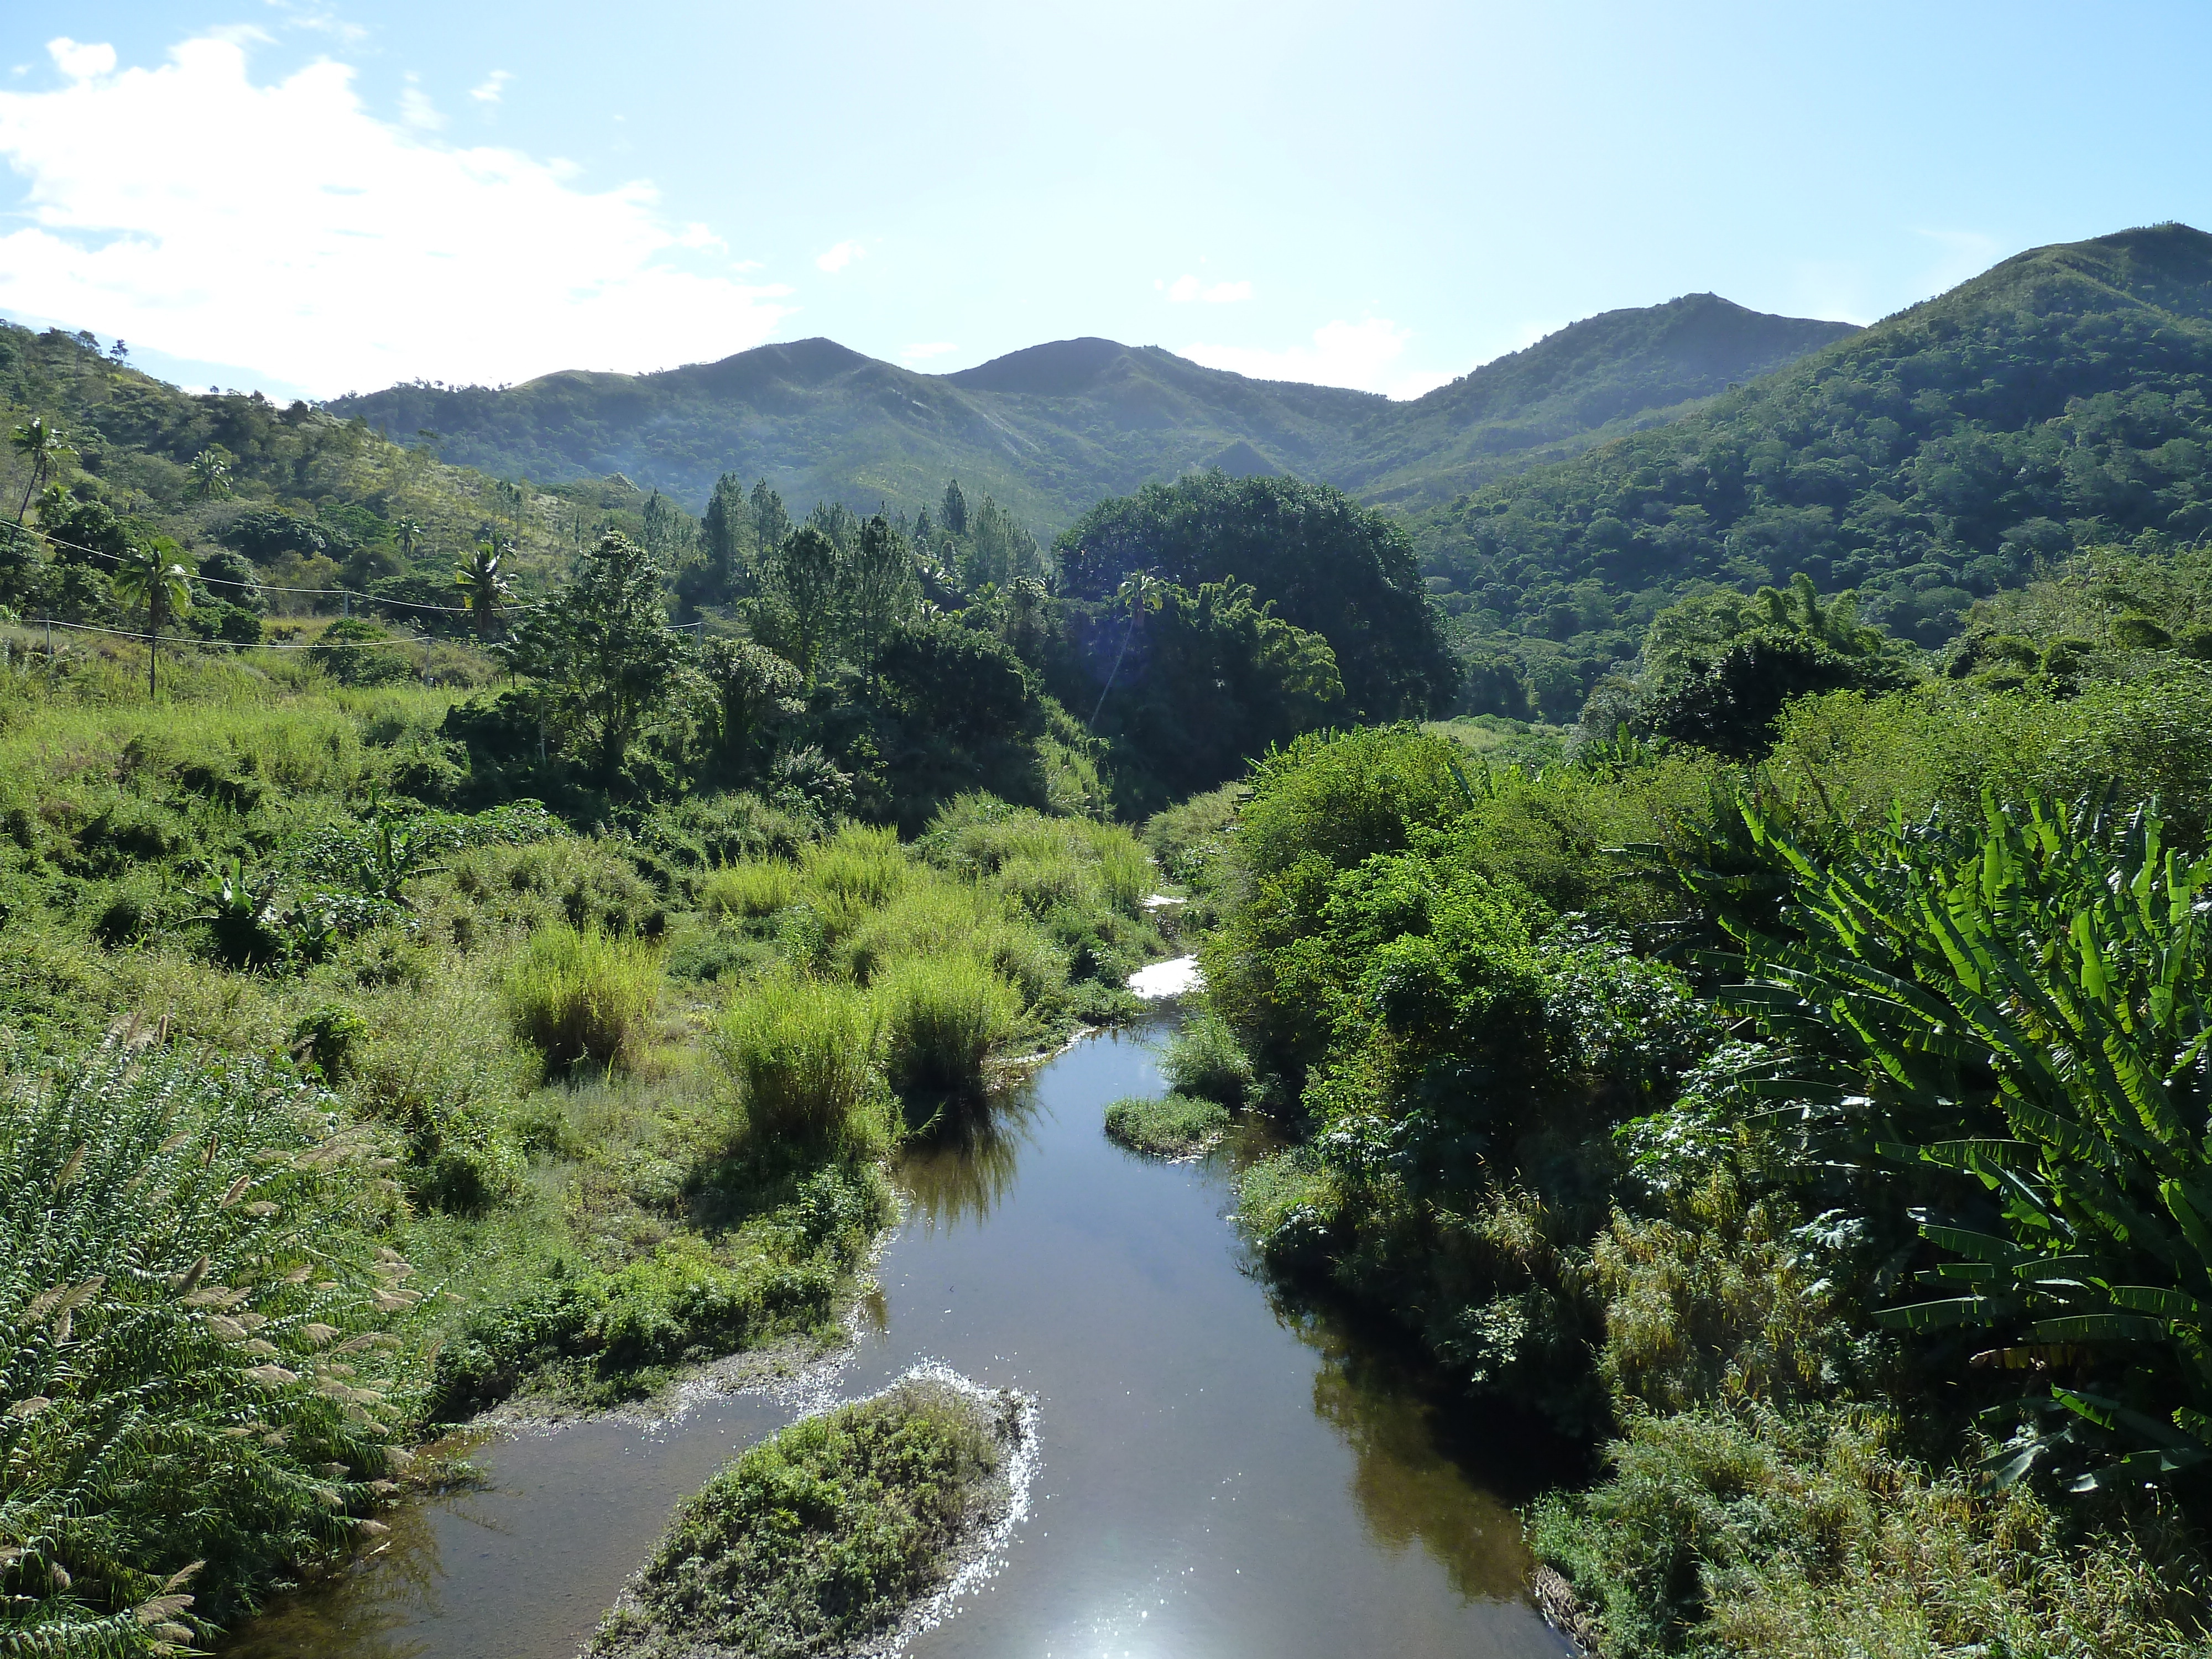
(327, 294, 1858, 528)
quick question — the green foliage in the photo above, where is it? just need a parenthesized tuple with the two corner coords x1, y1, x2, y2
(504, 923, 660, 1074)
(1590, 573, 1917, 755)
(1057, 472, 1454, 722)
(508, 531, 686, 782)
(586, 1377, 1015, 1659)
(1530, 1405, 2211, 1659)
(1705, 792, 2212, 1487)
(1103, 1092, 1229, 1157)
(872, 953, 1021, 1098)
(717, 975, 890, 1151)
(699, 859, 800, 920)
(1, 1044, 408, 1648)
(1161, 1009, 1253, 1105)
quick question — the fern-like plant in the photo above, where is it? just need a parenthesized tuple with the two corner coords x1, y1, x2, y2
(1, 1041, 413, 1651)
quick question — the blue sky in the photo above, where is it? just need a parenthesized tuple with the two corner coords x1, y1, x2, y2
(0, 1, 2205, 401)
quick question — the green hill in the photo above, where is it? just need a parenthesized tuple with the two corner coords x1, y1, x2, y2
(1426, 222, 2212, 719)
(323, 295, 1854, 531)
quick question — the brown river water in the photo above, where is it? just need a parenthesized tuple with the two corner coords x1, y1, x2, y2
(225, 1011, 1569, 1659)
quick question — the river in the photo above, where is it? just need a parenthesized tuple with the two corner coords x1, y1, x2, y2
(225, 1006, 1569, 1659)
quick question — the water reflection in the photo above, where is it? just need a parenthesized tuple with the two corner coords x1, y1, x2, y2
(895, 1087, 1040, 1230)
(1287, 1301, 1537, 1601)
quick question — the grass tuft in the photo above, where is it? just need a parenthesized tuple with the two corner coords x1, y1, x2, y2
(717, 974, 890, 1150)
(1103, 1092, 1230, 1158)
(698, 859, 800, 920)
(504, 922, 660, 1073)
(874, 954, 1023, 1097)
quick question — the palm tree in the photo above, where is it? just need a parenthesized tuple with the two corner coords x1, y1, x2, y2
(11, 418, 75, 521)
(1088, 568, 1162, 730)
(453, 540, 512, 640)
(112, 540, 195, 697)
(187, 447, 232, 502)
(394, 517, 424, 560)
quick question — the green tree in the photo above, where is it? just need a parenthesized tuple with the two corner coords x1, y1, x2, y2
(750, 479, 790, 575)
(701, 473, 750, 598)
(453, 540, 513, 641)
(697, 635, 802, 778)
(187, 445, 233, 502)
(941, 478, 969, 538)
(776, 524, 839, 682)
(843, 513, 917, 680)
(1088, 568, 1163, 728)
(394, 517, 424, 560)
(111, 539, 194, 697)
(509, 531, 686, 782)
(10, 417, 75, 521)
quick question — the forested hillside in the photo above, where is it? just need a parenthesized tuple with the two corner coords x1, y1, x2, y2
(322, 295, 1851, 531)
(1429, 222, 2212, 719)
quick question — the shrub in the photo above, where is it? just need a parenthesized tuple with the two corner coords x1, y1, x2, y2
(0, 1042, 406, 1646)
(1104, 1092, 1229, 1157)
(700, 859, 800, 920)
(504, 922, 660, 1072)
(873, 953, 1022, 1096)
(1235, 1148, 1345, 1268)
(1162, 1009, 1253, 1104)
(718, 975, 889, 1150)
(1530, 1405, 2212, 1659)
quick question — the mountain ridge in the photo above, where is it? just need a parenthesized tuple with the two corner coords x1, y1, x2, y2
(326, 295, 1855, 529)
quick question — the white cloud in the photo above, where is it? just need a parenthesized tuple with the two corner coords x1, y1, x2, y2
(469, 70, 512, 105)
(1181, 317, 1453, 399)
(48, 39, 117, 81)
(398, 75, 442, 130)
(0, 38, 796, 395)
(815, 239, 865, 274)
(1165, 273, 1251, 304)
(900, 341, 955, 363)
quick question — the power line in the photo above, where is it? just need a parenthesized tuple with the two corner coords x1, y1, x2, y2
(7, 617, 436, 652)
(12, 524, 547, 615)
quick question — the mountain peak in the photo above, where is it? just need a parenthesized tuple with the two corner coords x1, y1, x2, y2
(946, 338, 1135, 396)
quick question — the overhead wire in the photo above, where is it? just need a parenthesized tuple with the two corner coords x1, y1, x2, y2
(12, 523, 551, 615)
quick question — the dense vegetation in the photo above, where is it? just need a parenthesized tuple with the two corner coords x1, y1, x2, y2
(1428, 223, 2212, 721)
(1178, 539, 2212, 1655)
(0, 611, 1163, 1650)
(325, 300, 1848, 533)
(587, 1374, 1024, 1659)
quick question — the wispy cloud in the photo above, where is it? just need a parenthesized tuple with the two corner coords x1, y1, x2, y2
(815, 238, 865, 274)
(469, 70, 512, 105)
(1161, 273, 1251, 304)
(0, 36, 796, 394)
(46, 39, 117, 81)
(900, 341, 955, 363)
(1181, 317, 1452, 399)
(398, 74, 442, 131)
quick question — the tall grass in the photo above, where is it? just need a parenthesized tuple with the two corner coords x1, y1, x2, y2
(919, 795, 1155, 916)
(700, 859, 801, 920)
(504, 922, 660, 1072)
(0, 1042, 406, 1648)
(873, 954, 1023, 1095)
(718, 975, 890, 1150)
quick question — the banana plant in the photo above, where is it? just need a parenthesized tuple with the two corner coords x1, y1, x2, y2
(1694, 791, 2212, 1488)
